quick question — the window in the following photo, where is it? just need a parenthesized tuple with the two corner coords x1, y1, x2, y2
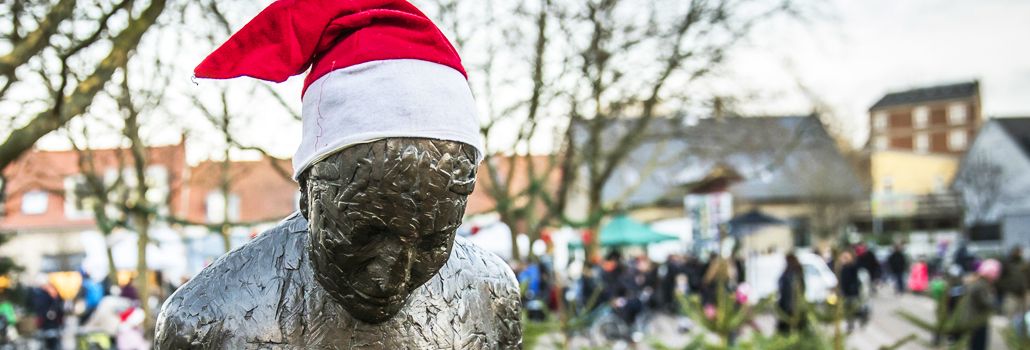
(913, 106, 930, 128)
(915, 133, 930, 153)
(144, 166, 169, 209)
(21, 190, 49, 215)
(63, 176, 92, 219)
(206, 191, 241, 223)
(948, 129, 968, 151)
(948, 103, 968, 125)
(873, 112, 888, 131)
(874, 136, 888, 150)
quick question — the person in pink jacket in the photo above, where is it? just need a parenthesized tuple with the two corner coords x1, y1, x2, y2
(908, 258, 930, 293)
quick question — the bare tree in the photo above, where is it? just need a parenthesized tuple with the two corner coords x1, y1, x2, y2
(561, 0, 805, 257)
(0, 0, 169, 170)
(67, 126, 131, 283)
(420, 0, 806, 259)
(183, 1, 297, 252)
(419, 0, 567, 262)
(954, 154, 1016, 225)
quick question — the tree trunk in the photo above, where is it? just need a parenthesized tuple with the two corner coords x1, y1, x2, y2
(220, 224, 231, 253)
(0, 0, 168, 171)
(105, 243, 118, 283)
(502, 215, 522, 265)
(586, 190, 603, 261)
(134, 212, 153, 336)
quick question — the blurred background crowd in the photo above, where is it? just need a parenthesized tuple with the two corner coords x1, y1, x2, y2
(2, 0, 1030, 349)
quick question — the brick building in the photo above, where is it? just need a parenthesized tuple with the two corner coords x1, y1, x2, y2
(855, 81, 982, 253)
(0, 142, 298, 280)
(868, 81, 982, 155)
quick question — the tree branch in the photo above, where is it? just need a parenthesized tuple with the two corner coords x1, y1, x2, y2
(0, 0, 168, 171)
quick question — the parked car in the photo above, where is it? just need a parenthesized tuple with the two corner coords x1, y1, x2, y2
(745, 251, 838, 304)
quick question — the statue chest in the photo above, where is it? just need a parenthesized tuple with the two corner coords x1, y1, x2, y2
(274, 269, 518, 349)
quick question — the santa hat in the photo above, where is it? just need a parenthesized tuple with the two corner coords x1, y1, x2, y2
(195, 0, 483, 180)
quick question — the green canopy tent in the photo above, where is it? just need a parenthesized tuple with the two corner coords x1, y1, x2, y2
(569, 216, 679, 248)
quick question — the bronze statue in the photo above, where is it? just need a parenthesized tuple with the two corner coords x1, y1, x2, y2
(155, 139, 522, 348)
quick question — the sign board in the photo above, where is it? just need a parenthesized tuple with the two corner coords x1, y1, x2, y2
(685, 192, 733, 253)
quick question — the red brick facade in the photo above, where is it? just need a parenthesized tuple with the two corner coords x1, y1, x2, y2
(869, 84, 981, 156)
(2, 143, 298, 232)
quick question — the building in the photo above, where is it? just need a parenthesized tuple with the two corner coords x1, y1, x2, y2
(568, 115, 865, 252)
(953, 117, 1030, 252)
(1, 142, 188, 279)
(183, 159, 297, 225)
(854, 82, 983, 254)
(0, 142, 298, 281)
(868, 81, 981, 155)
(178, 158, 298, 274)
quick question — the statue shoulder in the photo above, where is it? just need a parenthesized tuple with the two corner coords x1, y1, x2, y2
(449, 237, 519, 287)
(155, 214, 310, 348)
(445, 238, 523, 348)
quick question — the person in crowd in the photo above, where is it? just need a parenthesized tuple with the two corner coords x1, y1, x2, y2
(777, 253, 806, 334)
(701, 255, 736, 306)
(518, 259, 542, 299)
(660, 254, 687, 312)
(118, 277, 139, 302)
(610, 287, 643, 334)
(578, 262, 602, 312)
(953, 259, 1001, 350)
(632, 255, 659, 309)
(685, 255, 705, 297)
(954, 242, 976, 274)
(31, 282, 63, 350)
(997, 246, 1027, 314)
(855, 243, 883, 295)
(836, 251, 863, 332)
(0, 292, 17, 345)
(909, 258, 930, 294)
(518, 259, 546, 321)
(80, 294, 133, 348)
(117, 306, 149, 350)
(80, 272, 104, 324)
(733, 253, 746, 286)
(887, 244, 909, 294)
(600, 250, 631, 304)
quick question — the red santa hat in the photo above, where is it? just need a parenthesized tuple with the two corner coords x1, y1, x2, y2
(195, 0, 483, 180)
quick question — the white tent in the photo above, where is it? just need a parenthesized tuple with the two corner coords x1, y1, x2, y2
(647, 217, 693, 263)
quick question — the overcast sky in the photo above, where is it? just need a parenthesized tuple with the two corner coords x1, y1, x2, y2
(25, 0, 1030, 162)
(721, 0, 1030, 145)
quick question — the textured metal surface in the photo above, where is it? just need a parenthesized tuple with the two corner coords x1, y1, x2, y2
(155, 139, 522, 349)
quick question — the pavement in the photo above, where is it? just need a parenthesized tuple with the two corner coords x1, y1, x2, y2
(532, 292, 1014, 350)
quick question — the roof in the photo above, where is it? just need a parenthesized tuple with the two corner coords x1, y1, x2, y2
(870, 81, 979, 110)
(465, 155, 560, 217)
(184, 158, 298, 224)
(2, 143, 188, 231)
(994, 117, 1030, 157)
(729, 209, 787, 237)
(579, 115, 865, 207)
(1, 143, 298, 231)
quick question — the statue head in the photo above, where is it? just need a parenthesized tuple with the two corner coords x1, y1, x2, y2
(299, 138, 477, 323)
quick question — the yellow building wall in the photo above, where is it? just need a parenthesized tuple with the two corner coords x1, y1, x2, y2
(870, 151, 959, 195)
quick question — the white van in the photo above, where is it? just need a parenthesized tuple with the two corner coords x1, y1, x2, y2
(745, 252, 838, 304)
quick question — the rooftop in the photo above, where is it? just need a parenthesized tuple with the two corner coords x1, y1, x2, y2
(577, 115, 865, 207)
(994, 117, 1030, 157)
(870, 81, 979, 110)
